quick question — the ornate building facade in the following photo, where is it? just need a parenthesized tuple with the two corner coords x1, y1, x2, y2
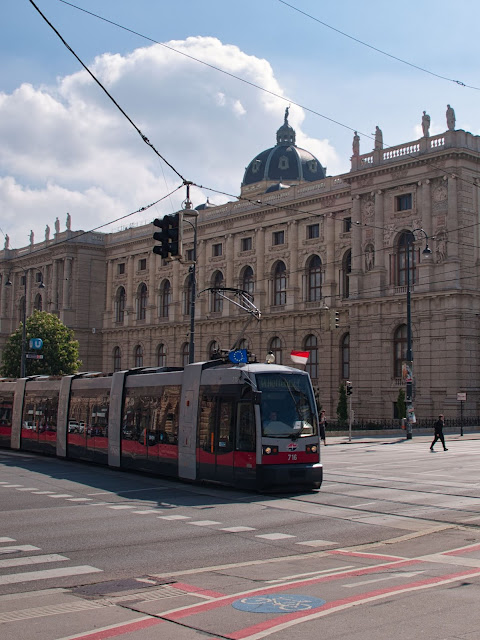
(1, 108, 480, 421)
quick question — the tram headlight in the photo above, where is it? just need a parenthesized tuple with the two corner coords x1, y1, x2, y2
(262, 445, 279, 455)
(306, 444, 318, 454)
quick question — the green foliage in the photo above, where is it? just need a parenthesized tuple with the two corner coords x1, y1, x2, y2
(336, 382, 348, 425)
(1, 311, 81, 378)
(396, 387, 406, 420)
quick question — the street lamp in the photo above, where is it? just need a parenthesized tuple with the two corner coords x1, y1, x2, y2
(5, 268, 45, 378)
(404, 228, 431, 439)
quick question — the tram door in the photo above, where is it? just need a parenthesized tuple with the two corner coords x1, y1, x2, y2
(197, 393, 235, 484)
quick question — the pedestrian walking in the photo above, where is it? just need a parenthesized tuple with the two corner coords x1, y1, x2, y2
(430, 414, 448, 451)
(319, 410, 327, 446)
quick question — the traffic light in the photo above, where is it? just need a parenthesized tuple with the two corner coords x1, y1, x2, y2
(346, 381, 353, 395)
(335, 311, 340, 329)
(330, 309, 340, 329)
(153, 212, 183, 259)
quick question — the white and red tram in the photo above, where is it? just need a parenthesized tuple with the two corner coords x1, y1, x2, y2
(0, 359, 323, 491)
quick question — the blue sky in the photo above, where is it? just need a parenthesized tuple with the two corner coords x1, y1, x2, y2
(2, 0, 480, 247)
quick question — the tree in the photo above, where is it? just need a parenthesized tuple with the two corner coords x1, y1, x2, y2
(396, 387, 406, 420)
(336, 382, 348, 425)
(1, 311, 81, 377)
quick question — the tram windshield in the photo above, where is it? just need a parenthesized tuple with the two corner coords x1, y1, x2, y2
(256, 372, 318, 438)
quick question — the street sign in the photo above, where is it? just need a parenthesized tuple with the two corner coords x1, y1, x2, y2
(26, 353, 44, 359)
(29, 338, 43, 350)
(457, 392, 467, 401)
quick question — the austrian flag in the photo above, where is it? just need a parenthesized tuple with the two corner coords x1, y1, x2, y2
(290, 350, 309, 365)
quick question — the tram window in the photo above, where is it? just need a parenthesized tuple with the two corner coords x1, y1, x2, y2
(236, 402, 255, 452)
(22, 391, 59, 437)
(69, 389, 110, 442)
(122, 385, 179, 445)
(218, 401, 233, 453)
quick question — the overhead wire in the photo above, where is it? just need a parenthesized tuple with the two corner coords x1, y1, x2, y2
(276, 0, 480, 90)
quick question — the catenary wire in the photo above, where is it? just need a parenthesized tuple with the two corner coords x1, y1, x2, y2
(276, 0, 480, 90)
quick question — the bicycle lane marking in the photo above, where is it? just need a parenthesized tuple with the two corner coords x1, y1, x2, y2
(226, 566, 480, 640)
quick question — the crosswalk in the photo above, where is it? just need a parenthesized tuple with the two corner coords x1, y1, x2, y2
(0, 539, 102, 588)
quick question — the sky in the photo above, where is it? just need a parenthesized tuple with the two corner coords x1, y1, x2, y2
(1, 0, 480, 248)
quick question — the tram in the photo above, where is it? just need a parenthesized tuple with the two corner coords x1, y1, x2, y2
(0, 357, 323, 491)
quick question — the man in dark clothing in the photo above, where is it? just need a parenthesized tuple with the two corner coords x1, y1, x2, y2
(430, 414, 448, 451)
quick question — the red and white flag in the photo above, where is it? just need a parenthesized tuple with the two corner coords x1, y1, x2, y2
(290, 350, 309, 365)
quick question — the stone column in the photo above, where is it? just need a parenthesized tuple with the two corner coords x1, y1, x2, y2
(105, 260, 113, 319)
(125, 255, 134, 326)
(447, 175, 459, 259)
(147, 252, 156, 324)
(325, 213, 336, 302)
(62, 258, 72, 310)
(196, 239, 206, 318)
(172, 259, 180, 322)
(288, 220, 299, 310)
(349, 195, 362, 298)
(417, 180, 433, 292)
(51, 260, 58, 311)
(374, 190, 384, 269)
(225, 235, 234, 288)
(25, 269, 32, 316)
(255, 226, 266, 311)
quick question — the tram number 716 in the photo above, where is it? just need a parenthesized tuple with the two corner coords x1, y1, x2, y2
(288, 453, 298, 461)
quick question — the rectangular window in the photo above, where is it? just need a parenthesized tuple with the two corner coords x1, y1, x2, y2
(138, 258, 147, 271)
(118, 263, 125, 275)
(241, 237, 252, 251)
(396, 194, 412, 211)
(343, 217, 352, 233)
(273, 230, 285, 246)
(35, 272, 43, 283)
(307, 224, 319, 239)
(185, 249, 194, 262)
(212, 243, 223, 257)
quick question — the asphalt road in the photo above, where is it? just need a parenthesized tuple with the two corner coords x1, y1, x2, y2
(1, 433, 480, 639)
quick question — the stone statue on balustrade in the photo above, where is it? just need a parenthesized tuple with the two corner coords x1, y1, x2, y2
(55, 217, 60, 234)
(422, 111, 431, 137)
(352, 131, 360, 156)
(29, 230, 34, 246)
(66, 212, 71, 230)
(446, 104, 456, 131)
(45, 225, 50, 242)
(374, 126, 383, 150)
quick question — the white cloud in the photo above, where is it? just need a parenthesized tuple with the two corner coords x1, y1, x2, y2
(0, 36, 339, 248)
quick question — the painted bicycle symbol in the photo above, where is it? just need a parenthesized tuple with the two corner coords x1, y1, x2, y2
(232, 594, 326, 614)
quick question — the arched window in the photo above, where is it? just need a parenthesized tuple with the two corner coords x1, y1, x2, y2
(34, 293, 42, 311)
(157, 343, 166, 367)
(159, 280, 171, 318)
(208, 340, 220, 358)
(341, 333, 350, 380)
(115, 287, 126, 323)
(113, 346, 121, 372)
(394, 324, 407, 378)
(269, 336, 282, 364)
(304, 334, 318, 379)
(137, 283, 148, 320)
(242, 266, 254, 297)
(211, 271, 224, 312)
(396, 232, 416, 286)
(307, 255, 322, 302)
(182, 342, 190, 367)
(134, 344, 143, 367)
(273, 261, 287, 306)
(342, 250, 351, 299)
(183, 276, 192, 316)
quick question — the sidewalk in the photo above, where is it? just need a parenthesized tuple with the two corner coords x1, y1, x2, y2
(324, 430, 480, 446)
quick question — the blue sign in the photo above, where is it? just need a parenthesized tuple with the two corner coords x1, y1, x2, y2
(29, 338, 43, 350)
(228, 349, 248, 364)
(232, 594, 326, 614)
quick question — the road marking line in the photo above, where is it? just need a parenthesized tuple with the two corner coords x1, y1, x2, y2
(47, 494, 73, 499)
(31, 491, 55, 494)
(220, 526, 256, 532)
(0, 538, 15, 543)
(255, 533, 296, 540)
(0, 545, 40, 554)
(1, 484, 23, 488)
(66, 498, 93, 502)
(15, 487, 39, 491)
(55, 616, 162, 639)
(266, 566, 355, 583)
(189, 520, 222, 526)
(107, 505, 135, 510)
(0, 565, 103, 585)
(296, 540, 336, 547)
(133, 509, 163, 514)
(343, 570, 425, 587)
(158, 515, 190, 520)
(0, 554, 69, 569)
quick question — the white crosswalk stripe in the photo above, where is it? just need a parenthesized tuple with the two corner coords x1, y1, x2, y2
(0, 565, 103, 585)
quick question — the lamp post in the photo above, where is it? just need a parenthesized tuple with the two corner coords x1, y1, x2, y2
(5, 268, 45, 378)
(405, 228, 431, 439)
